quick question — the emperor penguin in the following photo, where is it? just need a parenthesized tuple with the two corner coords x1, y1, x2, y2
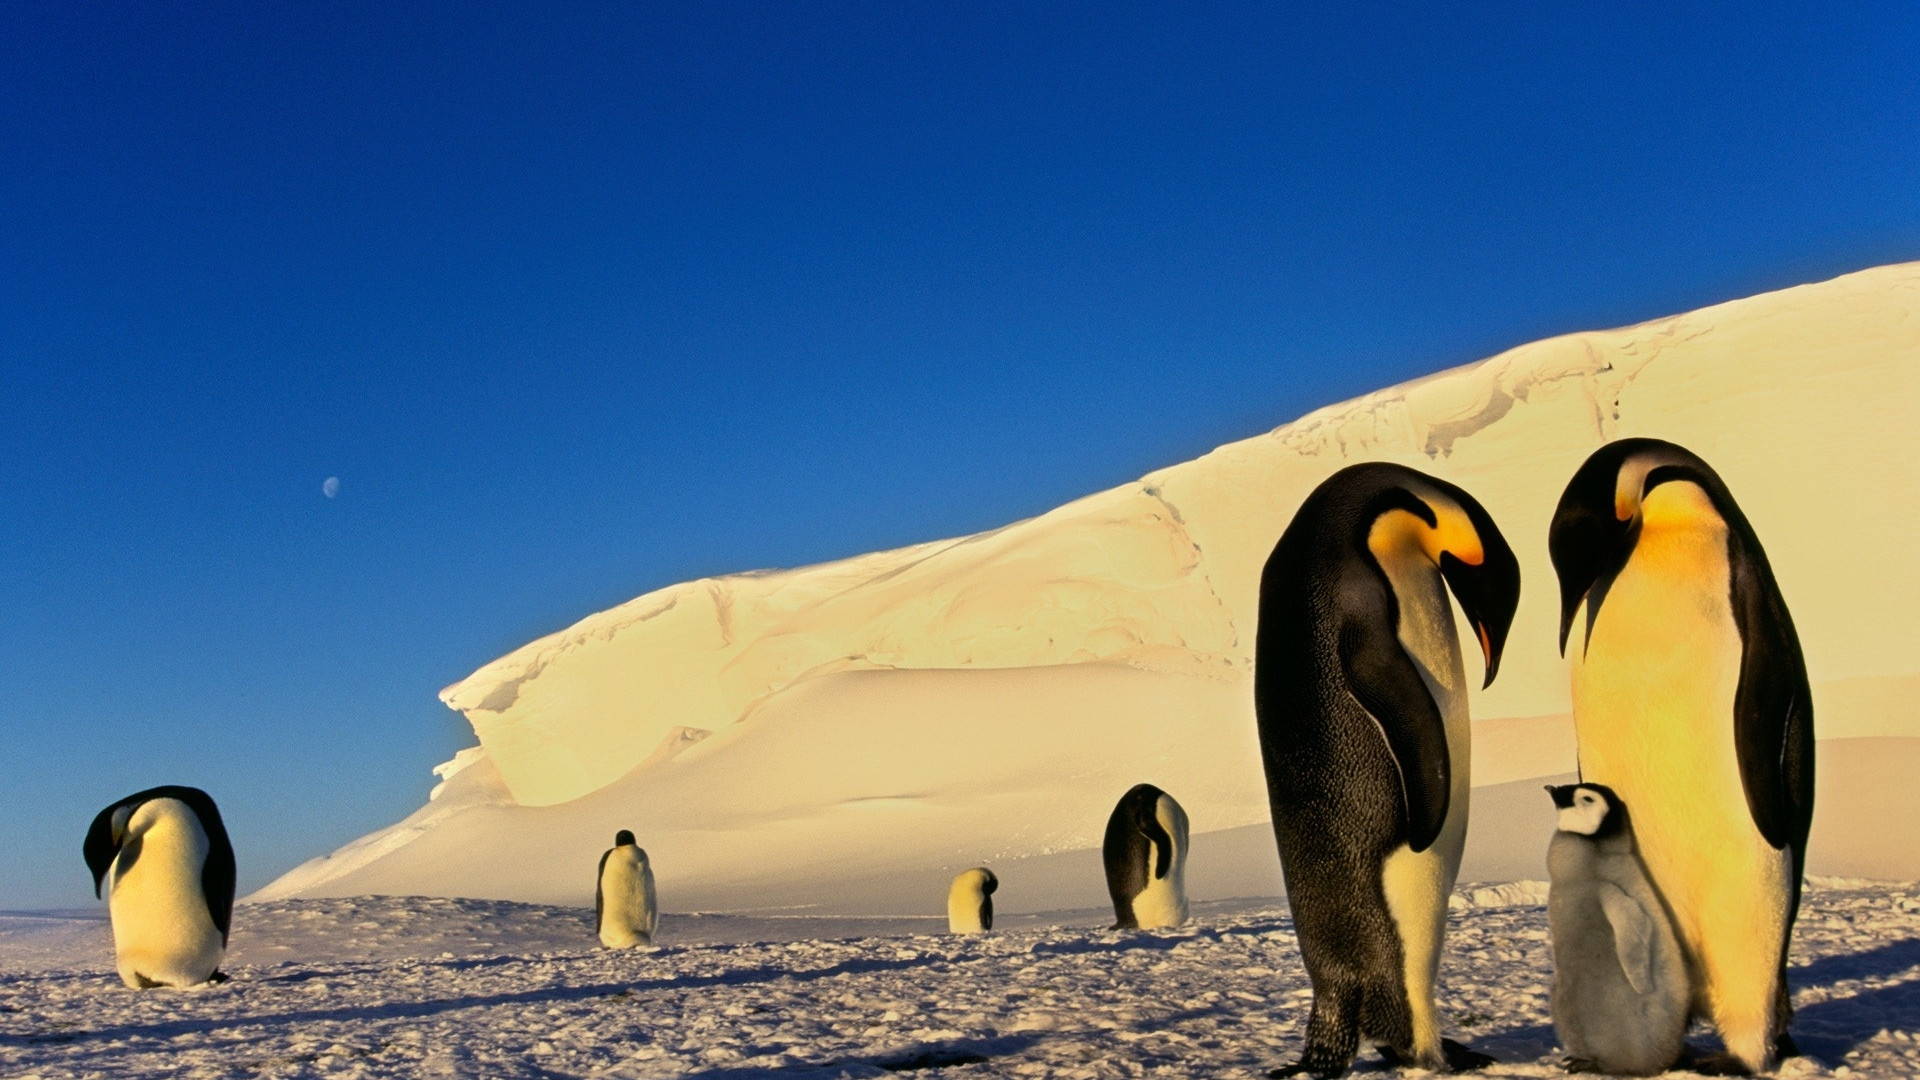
(82, 786, 236, 989)
(1546, 783, 1689, 1076)
(1102, 783, 1190, 930)
(596, 830, 658, 948)
(1254, 463, 1520, 1077)
(947, 867, 997, 934)
(1550, 438, 1813, 1074)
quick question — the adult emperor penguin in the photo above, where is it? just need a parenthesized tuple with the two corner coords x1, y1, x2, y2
(82, 785, 236, 989)
(1255, 462, 1520, 1077)
(1546, 783, 1689, 1076)
(1102, 783, 1190, 930)
(1551, 438, 1813, 1074)
(596, 830, 658, 948)
(947, 867, 997, 934)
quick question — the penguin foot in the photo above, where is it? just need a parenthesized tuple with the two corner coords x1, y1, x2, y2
(1774, 1032, 1800, 1060)
(205, 970, 230, 985)
(1440, 1039, 1496, 1072)
(1683, 1051, 1752, 1076)
(1266, 1065, 1346, 1080)
(1267, 1053, 1351, 1079)
(1560, 1057, 1601, 1074)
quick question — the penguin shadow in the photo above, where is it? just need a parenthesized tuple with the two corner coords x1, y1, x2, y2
(1023, 917, 1295, 960)
(1783, 936, 1920, 1066)
(663, 1034, 1050, 1079)
(1449, 1021, 1558, 1070)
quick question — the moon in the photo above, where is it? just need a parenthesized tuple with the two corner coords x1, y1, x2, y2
(322, 476, 340, 499)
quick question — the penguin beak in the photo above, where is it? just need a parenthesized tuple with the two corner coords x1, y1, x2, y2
(1439, 543, 1519, 689)
(1475, 622, 1496, 683)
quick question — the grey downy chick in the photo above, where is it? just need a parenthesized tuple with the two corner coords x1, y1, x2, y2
(1546, 783, 1690, 1076)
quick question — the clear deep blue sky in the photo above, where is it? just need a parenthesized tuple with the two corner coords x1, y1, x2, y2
(2, 3, 1916, 908)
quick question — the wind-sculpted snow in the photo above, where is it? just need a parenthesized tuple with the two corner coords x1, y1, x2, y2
(5, 884, 1920, 1078)
(269, 262, 1920, 906)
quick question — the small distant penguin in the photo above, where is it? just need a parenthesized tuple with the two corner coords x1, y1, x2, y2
(82, 786, 236, 989)
(1255, 463, 1520, 1077)
(1103, 783, 1190, 930)
(1552, 439, 1813, 1074)
(947, 867, 997, 934)
(596, 830, 658, 949)
(1546, 784, 1689, 1076)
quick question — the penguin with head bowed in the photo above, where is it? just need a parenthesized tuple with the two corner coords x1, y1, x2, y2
(1103, 783, 1190, 930)
(596, 830, 658, 948)
(83, 785, 235, 989)
(1551, 437, 1813, 1074)
(1255, 462, 1520, 1077)
(947, 868, 997, 934)
(1546, 783, 1689, 1076)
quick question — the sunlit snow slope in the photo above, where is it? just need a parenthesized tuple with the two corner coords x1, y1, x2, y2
(262, 263, 1920, 911)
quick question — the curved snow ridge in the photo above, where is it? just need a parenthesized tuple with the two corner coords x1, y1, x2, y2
(277, 261, 1920, 904)
(442, 480, 1241, 807)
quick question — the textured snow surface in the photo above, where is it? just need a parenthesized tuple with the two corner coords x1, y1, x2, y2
(5, 884, 1919, 1078)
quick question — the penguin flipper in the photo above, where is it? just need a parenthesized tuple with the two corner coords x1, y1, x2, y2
(1729, 575, 1815, 853)
(594, 848, 611, 931)
(1596, 882, 1657, 996)
(1337, 611, 1450, 852)
(1139, 815, 1175, 880)
(200, 833, 237, 946)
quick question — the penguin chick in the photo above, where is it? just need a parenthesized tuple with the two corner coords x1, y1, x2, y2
(1546, 784, 1689, 1076)
(948, 868, 997, 934)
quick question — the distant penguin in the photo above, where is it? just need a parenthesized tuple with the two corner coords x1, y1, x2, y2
(1103, 783, 1190, 930)
(83, 786, 235, 989)
(596, 830, 658, 948)
(947, 868, 997, 934)
(1546, 784, 1689, 1076)
(1255, 463, 1520, 1077)
(1552, 438, 1813, 1073)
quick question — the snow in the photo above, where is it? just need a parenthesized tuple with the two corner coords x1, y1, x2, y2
(5, 881, 1919, 1077)
(262, 262, 1920, 910)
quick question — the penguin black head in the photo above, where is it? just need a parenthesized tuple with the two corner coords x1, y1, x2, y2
(1547, 783, 1627, 839)
(978, 868, 999, 895)
(1356, 469, 1522, 688)
(83, 804, 137, 899)
(1549, 438, 1737, 654)
(614, 830, 637, 847)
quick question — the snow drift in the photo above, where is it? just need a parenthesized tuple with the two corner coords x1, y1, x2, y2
(260, 263, 1920, 911)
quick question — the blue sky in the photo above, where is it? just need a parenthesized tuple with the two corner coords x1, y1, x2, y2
(2, 3, 1915, 908)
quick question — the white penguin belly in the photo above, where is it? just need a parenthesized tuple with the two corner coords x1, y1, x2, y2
(599, 851, 657, 949)
(109, 817, 222, 988)
(1375, 554, 1473, 1057)
(1571, 502, 1791, 1064)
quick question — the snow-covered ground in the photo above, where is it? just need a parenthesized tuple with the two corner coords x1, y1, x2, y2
(4, 880, 1917, 1078)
